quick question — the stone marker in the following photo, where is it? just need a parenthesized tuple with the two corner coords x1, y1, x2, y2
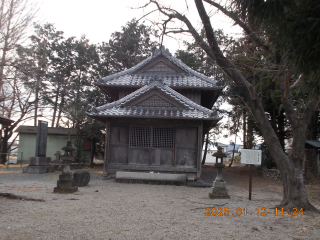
(23, 120, 54, 174)
(73, 170, 90, 187)
(35, 120, 48, 157)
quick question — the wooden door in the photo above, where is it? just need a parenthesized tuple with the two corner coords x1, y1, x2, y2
(175, 128, 198, 167)
(109, 126, 129, 164)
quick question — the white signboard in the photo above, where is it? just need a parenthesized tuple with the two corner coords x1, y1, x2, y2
(241, 149, 262, 165)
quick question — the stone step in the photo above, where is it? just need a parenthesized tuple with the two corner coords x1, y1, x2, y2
(116, 171, 186, 182)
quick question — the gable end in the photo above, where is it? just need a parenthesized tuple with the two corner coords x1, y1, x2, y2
(134, 56, 186, 74)
(137, 94, 173, 107)
(124, 89, 185, 108)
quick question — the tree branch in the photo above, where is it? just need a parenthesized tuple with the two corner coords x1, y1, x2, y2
(290, 74, 303, 89)
(203, 0, 269, 50)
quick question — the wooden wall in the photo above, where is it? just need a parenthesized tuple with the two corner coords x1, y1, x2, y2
(104, 119, 203, 178)
(175, 90, 201, 105)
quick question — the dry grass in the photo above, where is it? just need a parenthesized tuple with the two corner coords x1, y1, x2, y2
(0, 170, 13, 174)
(0, 164, 28, 169)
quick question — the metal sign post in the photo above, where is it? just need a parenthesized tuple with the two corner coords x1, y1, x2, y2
(240, 149, 262, 200)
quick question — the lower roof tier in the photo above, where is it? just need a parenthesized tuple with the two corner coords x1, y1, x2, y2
(87, 79, 221, 122)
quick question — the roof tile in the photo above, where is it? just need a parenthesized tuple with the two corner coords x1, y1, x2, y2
(96, 47, 223, 90)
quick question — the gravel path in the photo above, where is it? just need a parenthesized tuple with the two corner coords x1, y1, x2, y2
(1, 166, 320, 240)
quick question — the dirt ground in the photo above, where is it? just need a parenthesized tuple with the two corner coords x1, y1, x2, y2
(1, 163, 320, 239)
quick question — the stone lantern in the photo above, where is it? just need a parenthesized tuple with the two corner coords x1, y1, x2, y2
(60, 141, 76, 173)
(213, 146, 226, 165)
(54, 141, 78, 193)
(209, 146, 230, 199)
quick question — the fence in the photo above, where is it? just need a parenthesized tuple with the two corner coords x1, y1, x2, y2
(3, 152, 24, 169)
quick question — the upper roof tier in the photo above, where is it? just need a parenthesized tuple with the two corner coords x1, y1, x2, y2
(96, 46, 224, 90)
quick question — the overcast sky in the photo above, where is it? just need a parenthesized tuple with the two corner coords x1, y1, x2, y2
(38, 0, 242, 52)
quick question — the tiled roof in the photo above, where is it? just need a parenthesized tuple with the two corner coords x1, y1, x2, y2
(96, 46, 223, 90)
(87, 80, 221, 121)
(97, 73, 221, 89)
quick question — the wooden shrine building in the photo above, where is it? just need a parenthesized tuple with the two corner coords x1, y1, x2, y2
(87, 46, 223, 179)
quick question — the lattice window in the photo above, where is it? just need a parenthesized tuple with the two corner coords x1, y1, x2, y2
(153, 127, 174, 148)
(137, 95, 173, 106)
(129, 127, 151, 148)
(146, 62, 175, 72)
(129, 126, 174, 149)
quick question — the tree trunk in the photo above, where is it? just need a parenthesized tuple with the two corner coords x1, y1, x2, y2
(0, 0, 13, 95)
(201, 133, 209, 165)
(55, 94, 65, 128)
(246, 116, 254, 149)
(277, 109, 285, 150)
(51, 88, 60, 127)
(34, 77, 39, 126)
(229, 116, 240, 167)
(90, 138, 96, 165)
(243, 109, 247, 149)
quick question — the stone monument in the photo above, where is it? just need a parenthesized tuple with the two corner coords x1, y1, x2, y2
(23, 120, 54, 173)
(209, 147, 230, 199)
(54, 141, 78, 193)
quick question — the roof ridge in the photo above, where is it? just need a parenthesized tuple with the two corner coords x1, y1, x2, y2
(98, 46, 220, 88)
(99, 55, 154, 82)
(99, 47, 165, 82)
(159, 49, 219, 86)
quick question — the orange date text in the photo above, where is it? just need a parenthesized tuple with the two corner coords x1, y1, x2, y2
(205, 207, 303, 216)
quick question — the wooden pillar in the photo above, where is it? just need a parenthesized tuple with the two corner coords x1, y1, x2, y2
(316, 150, 319, 178)
(173, 128, 176, 167)
(103, 120, 111, 178)
(197, 121, 203, 178)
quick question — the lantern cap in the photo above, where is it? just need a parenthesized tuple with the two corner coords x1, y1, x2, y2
(61, 141, 76, 152)
(212, 146, 227, 158)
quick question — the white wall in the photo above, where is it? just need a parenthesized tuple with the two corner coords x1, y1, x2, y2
(18, 134, 77, 161)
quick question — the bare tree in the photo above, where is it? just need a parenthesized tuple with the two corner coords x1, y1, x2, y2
(0, 68, 37, 163)
(0, 0, 38, 163)
(143, 0, 319, 211)
(0, 0, 38, 94)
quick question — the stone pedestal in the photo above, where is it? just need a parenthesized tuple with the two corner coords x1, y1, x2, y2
(209, 186, 230, 199)
(54, 151, 78, 193)
(213, 179, 227, 189)
(54, 172, 78, 193)
(23, 157, 55, 173)
(209, 164, 230, 199)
